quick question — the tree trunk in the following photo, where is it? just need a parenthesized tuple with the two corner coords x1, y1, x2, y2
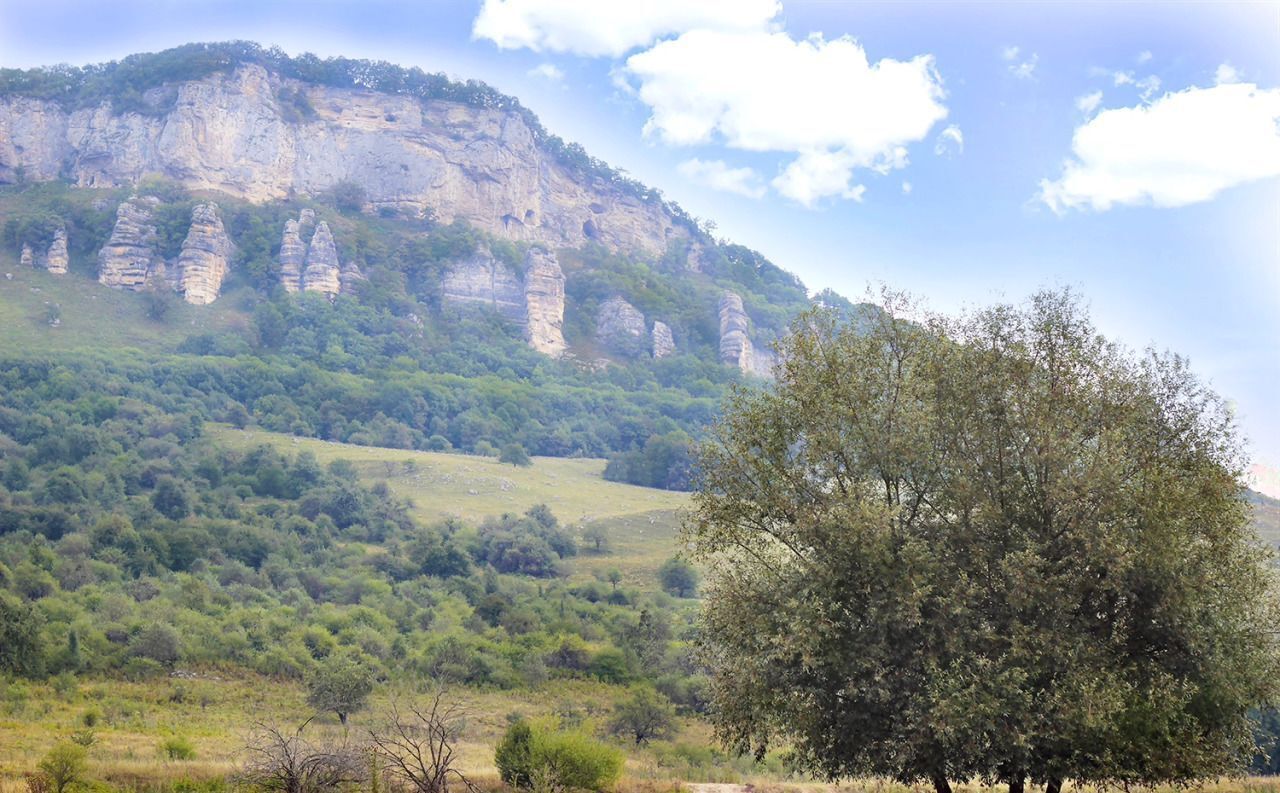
(932, 772, 952, 793)
(1045, 777, 1062, 793)
(1008, 774, 1025, 793)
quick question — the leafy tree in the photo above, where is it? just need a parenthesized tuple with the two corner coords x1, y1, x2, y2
(582, 524, 609, 554)
(131, 623, 182, 667)
(0, 591, 45, 676)
(657, 556, 699, 598)
(608, 686, 677, 745)
(499, 443, 532, 467)
(38, 742, 87, 793)
(687, 291, 1280, 793)
(494, 719, 536, 789)
(307, 656, 375, 725)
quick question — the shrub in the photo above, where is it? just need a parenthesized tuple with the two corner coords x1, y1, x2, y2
(160, 735, 197, 760)
(499, 443, 532, 467)
(495, 720, 622, 792)
(38, 742, 86, 793)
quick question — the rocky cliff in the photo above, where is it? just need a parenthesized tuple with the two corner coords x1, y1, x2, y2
(0, 64, 691, 257)
(278, 218, 306, 293)
(303, 221, 341, 297)
(597, 297, 648, 358)
(440, 247, 526, 322)
(719, 291, 777, 378)
(651, 321, 675, 359)
(176, 203, 233, 304)
(523, 249, 566, 357)
(98, 197, 163, 290)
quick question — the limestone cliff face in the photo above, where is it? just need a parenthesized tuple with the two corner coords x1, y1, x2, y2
(719, 291, 776, 378)
(0, 64, 692, 257)
(523, 248, 566, 357)
(651, 321, 675, 359)
(44, 226, 68, 274)
(440, 247, 525, 322)
(98, 197, 162, 290)
(303, 221, 341, 297)
(597, 297, 647, 358)
(278, 218, 306, 292)
(176, 202, 233, 304)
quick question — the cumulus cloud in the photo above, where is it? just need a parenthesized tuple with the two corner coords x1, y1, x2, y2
(472, 0, 780, 56)
(1038, 78, 1280, 212)
(528, 63, 565, 81)
(1137, 50, 1153, 64)
(677, 158, 767, 198)
(934, 124, 963, 156)
(1002, 45, 1038, 80)
(625, 30, 947, 205)
(901, 180, 912, 194)
(1076, 90, 1103, 115)
(1216, 63, 1241, 84)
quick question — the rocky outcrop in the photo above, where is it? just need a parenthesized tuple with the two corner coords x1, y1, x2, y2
(651, 321, 675, 359)
(0, 64, 694, 257)
(20, 244, 33, 268)
(98, 197, 162, 290)
(340, 260, 366, 294)
(278, 218, 306, 292)
(440, 247, 525, 322)
(523, 249, 566, 357)
(298, 208, 315, 230)
(597, 297, 647, 358)
(176, 202, 233, 304)
(44, 226, 68, 274)
(302, 221, 341, 297)
(718, 291, 776, 378)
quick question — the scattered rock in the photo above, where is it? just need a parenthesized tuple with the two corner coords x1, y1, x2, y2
(651, 320, 675, 359)
(302, 221, 341, 296)
(176, 202, 233, 304)
(596, 296, 647, 357)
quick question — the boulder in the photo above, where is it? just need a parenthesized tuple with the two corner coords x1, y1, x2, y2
(176, 202, 233, 304)
(523, 248, 566, 357)
(596, 296, 647, 358)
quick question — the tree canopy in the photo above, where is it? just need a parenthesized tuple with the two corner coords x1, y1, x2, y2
(686, 289, 1280, 793)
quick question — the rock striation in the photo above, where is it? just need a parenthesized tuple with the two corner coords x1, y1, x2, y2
(278, 218, 306, 292)
(522, 248, 566, 357)
(651, 321, 675, 359)
(440, 247, 525, 322)
(718, 291, 777, 377)
(596, 297, 647, 358)
(0, 64, 695, 257)
(44, 226, 68, 274)
(98, 197, 163, 290)
(302, 221, 341, 297)
(176, 203, 233, 304)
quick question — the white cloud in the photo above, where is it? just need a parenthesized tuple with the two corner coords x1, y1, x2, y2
(1135, 75, 1161, 101)
(1113, 70, 1134, 86)
(934, 124, 963, 156)
(1038, 80, 1280, 212)
(1001, 45, 1021, 61)
(1216, 63, 1241, 84)
(528, 63, 565, 81)
(901, 180, 912, 194)
(472, 0, 780, 57)
(1002, 45, 1037, 79)
(625, 29, 947, 205)
(1075, 90, 1103, 115)
(1137, 50, 1153, 64)
(677, 158, 767, 198)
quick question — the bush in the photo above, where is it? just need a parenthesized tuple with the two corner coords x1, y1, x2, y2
(38, 743, 86, 793)
(495, 720, 622, 792)
(160, 735, 197, 760)
(499, 443, 532, 467)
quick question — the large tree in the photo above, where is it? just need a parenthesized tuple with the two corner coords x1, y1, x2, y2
(686, 290, 1280, 793)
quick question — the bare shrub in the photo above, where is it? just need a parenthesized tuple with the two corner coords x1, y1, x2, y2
(367, 692, 478, 793)
(238, 719, 367, 793)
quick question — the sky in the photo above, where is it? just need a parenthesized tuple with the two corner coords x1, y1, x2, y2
(1, 0, 1278, 474)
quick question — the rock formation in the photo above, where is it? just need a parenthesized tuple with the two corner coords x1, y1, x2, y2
(651, 321, 675, 359)
(20, 244, 33, 268)
(440, 247, 525, 322)
(0, 64, 695, 257)
(176, 202, 233, 304)
(718, 291, 777, 378)
(98, 197, 162, 291)
(523, 249, 566, 357)
(302, 221, 341, 297)
(278, 218, 306, 292)
(298, 208, 316, 230)
(339, 261, 366, 294)
(44, 226, 68, 274)
(596, 297, 647, 358)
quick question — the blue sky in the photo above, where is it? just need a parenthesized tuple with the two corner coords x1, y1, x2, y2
(2, 0, 1278, 472)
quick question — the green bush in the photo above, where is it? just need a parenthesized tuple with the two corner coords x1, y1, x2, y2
(495, 720, 623, 792)
(160, 735, 197, 760)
